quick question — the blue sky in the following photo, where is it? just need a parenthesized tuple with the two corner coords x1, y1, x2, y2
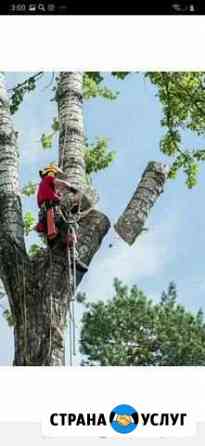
(1, 72, 205, 365)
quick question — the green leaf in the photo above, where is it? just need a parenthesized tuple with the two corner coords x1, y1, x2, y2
(23, 212, 36, 236)
(80, 280, 205, 366)
(28, 244, 42, 257)
(3, 309, 15, 327)
(41, 133, 53, 149)
(9, 72, 43, 115)
(22, 181, 37, 197)
(112, 72, 130, 80)
(84, 137, 116, 176)
(51, 117, 60, 132)
(146, 72, 205, 187)
(83, 73, 118, 101)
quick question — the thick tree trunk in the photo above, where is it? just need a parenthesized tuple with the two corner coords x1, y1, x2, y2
(12, 205, 110, 366)
(13, 250, 68, 365)
(0, 73, 110, 366)
(114, 162, 169, 245)
(57, 72, 97, 209)
(0, 74, 28, 361)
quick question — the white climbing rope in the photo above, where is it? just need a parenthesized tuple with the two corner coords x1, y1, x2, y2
(71, 225, 77, 356)
(67, 241, 73, 365)
(45, 196, 83, 366)
(69, 306, 73, 366)
(66, 218, 78, 365)
(64, 189, 90, 365)
(62, 217, 90, 349)
(56, 117, 92, 364)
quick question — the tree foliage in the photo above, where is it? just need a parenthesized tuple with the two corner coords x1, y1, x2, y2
(2, 309, 15, 327)
(83, 72, 119, 100)
(23, 211, 36, 236)
(11, 71, 205, 189)
(22, 181, 37, 197)
(80, 280, 205, 366)
(9, 72, 43, 114)
(84, 137, 116, 176)
(146, 72, 205, 188)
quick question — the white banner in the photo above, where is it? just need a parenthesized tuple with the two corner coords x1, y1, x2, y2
(0, 367, 204, 437)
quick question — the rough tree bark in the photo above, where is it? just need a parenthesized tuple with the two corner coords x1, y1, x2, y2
(114, 162, 169, 245)
(57, 72, 97, 209)
(0, 73, 110, 365)
(0, 72, 168, 366)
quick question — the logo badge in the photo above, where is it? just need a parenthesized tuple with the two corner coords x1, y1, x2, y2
(110, 404, 139, 434)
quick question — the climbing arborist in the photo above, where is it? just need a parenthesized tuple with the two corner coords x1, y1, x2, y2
(37, 164, 70, 207)
(35, 163, 88, 275)
(36, 164, 78, 236)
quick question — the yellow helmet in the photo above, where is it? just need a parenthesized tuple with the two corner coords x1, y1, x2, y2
(39, 164, 64, 177)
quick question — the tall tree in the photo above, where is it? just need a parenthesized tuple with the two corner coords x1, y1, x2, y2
(79, 280, 205, 366)
(1, 71, 205, 365)
(0, 73, 110, 365)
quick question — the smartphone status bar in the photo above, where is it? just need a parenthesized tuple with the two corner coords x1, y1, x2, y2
(2, 2, 204, 15)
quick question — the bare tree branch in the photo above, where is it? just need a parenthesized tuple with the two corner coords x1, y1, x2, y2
(8, 72, 43, 93)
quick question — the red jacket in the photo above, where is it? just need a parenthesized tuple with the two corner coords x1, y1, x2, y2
(37, 175, 60, 207)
